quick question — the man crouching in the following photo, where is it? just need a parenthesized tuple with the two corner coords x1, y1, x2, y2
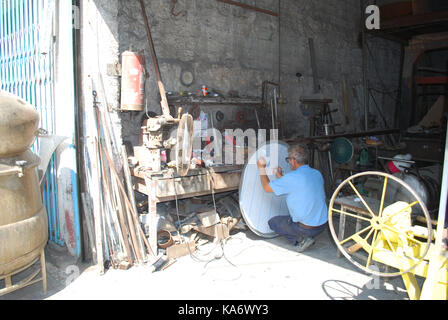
(257, 143, 328, 252)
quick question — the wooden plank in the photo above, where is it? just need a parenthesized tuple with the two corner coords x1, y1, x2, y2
(122, 145, 146, 263)
(133, 169, 241, 202)
(193, 224, 230, 242)
(166, 241, 196, 259)
(81, 192, 97, 264)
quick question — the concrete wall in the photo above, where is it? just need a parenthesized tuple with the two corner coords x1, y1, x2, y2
(110, 0, 401, 145)
(80, 0, 123, 156)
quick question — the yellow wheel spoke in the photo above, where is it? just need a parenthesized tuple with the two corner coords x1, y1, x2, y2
(378, 177, 388, 218)
(364, 228, 375, 243)
(339, 225, 373, 246)
(347, 181, 376, 217)
(380, 230, 397, 254)
(381, 224, 401, 236)
(403, 231, 426, 246)
(381, 224, 425, 247)
(331, 208, 372, 223)
(366, 230, 379, 269)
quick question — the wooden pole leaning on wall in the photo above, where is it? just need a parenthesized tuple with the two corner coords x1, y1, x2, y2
(102, 145, 155, 257)
(98, 140, 134, 266)
(138, 0, 172, 119)
(121, 145, 147, 262)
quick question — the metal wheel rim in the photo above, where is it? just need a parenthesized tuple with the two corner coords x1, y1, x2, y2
(328, 171, 433, 278)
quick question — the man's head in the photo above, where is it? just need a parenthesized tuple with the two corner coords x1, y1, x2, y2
(287, 144, 309, 170)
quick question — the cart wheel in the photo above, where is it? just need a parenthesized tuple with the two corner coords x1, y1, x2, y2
(328, 171, 433, 277)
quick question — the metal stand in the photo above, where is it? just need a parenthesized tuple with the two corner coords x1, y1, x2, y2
(301, 98, 340, 192)
(0, 248, 47, 297)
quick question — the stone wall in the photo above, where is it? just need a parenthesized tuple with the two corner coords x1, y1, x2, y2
(114, 0, 401, 145)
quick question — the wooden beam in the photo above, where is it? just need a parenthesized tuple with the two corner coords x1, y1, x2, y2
(416, 76, 448, 85)
(382, 10, 448, 29)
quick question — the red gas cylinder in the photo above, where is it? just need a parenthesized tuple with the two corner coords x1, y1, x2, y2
(121, 51, 145, 111)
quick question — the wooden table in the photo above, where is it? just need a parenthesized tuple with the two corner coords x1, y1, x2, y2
(333, 195, 379, 258)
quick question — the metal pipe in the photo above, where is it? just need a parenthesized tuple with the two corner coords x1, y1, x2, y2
(361, 0, 369, 131)
(394, 44, 405, 129)
(420, 128, 448, 299)
(273, 88, 279, 129)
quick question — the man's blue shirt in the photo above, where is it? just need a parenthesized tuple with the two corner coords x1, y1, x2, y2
(269, 165, 328, 227)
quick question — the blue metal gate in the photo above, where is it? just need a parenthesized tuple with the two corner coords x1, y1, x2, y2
(0, 0, 63, 246)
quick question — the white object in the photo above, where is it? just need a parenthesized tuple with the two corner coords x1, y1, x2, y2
(239, 141, 291, 238)
(393, 154, 412, 171)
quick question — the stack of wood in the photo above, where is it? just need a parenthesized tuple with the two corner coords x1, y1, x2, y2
(79, 79, 154, 274)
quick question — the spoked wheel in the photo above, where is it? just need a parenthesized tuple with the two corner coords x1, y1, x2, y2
(328, 171, 433, 278)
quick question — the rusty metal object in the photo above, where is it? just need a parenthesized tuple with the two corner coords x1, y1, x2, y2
(157, 229, 174, 249)
(120, 51, 145, 111)
(0, 91, 40, 157)
(0, 152, 48, 276)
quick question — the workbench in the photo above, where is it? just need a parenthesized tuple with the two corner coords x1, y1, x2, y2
(132, 165, 243, 254)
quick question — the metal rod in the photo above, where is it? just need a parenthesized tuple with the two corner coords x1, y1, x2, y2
(394, 44, 405, 129)
(273, 88, 279, 130)
(361, 0, 369, 131)
(420, 128, 448, 299)
(291, 128, 400, 142)
(308, 38, 320, 94)
(98, 139, 134, 265)
(216, 0, 279, 17)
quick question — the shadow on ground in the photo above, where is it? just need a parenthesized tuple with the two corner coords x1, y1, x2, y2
(0, 242, 92, 300)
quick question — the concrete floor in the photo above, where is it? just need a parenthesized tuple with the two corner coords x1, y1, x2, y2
(0, 228, 412, 300)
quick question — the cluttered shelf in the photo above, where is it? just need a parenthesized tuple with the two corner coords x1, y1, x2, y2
(167, 94, 263, 106)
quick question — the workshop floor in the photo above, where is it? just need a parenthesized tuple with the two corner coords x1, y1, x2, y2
(0, 228, 412, 300)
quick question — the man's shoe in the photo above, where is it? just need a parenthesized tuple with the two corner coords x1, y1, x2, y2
(296, 237, 315, 253)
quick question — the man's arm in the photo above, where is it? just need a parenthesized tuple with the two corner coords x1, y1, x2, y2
(257, 158, 274, 193)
